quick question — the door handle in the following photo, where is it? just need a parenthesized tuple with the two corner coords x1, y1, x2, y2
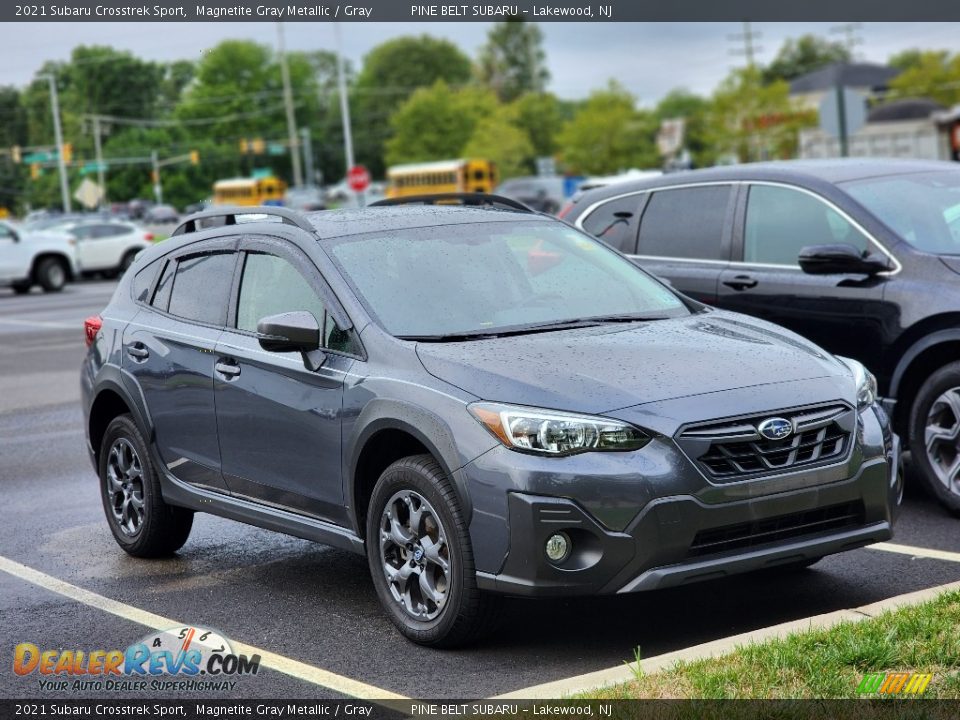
(126, 343, 149, 361)
(215, 359, 241, 378)
(723, 275, 758, 291)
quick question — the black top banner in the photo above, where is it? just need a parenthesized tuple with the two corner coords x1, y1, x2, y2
(6, 0, 960, 22)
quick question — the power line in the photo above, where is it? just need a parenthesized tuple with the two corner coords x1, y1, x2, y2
(728, 21, 763, 69)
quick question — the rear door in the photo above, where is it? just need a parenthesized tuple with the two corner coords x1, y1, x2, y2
(716, 183, 891, 364)
(632, 184, 736, 304)
(122, 238, 238, 492)
(213, 236, 359, 524)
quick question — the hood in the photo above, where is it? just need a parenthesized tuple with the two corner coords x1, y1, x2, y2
(416, 311, 848, 414)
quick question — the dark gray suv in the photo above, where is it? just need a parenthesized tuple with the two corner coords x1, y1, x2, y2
(81, 196, 901, 647)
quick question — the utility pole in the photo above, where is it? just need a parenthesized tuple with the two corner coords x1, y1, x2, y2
(151, 150, 162, 204)
(277, 22, 303, 188)
(334, 23, 361, 205)
(728, 21, 763, 69)
(92, 115, 107, 206)
(830, 22, 864, 58)
(300, 127, 315, 186)
(40, 74, 71, 213)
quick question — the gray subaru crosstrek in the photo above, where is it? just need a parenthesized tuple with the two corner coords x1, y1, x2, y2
(81, 195, 901, 647)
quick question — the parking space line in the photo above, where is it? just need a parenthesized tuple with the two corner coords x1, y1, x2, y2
(0, 555, 406, 700)
(868, 541, 960, 563)
(0, 318, 78, 329)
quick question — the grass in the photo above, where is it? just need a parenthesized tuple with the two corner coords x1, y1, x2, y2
(580, 590, 960, 699)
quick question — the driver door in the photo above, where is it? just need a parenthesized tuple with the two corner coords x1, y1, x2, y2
(0, 223, 26, 281)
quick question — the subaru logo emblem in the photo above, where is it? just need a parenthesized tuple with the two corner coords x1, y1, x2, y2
(758, 417, 793, 441)
(413, 546, 424, 562)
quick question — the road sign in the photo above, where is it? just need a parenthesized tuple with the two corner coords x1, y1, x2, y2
(23, 151, 53, 164)
(74, 178, 103, 209)
(657, 118, 686, 157)
(347, 165, 370, 193)
(819, 88, 867, 139)
(80, 162, 107, 175)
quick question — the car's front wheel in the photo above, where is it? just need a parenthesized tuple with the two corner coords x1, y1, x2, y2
(99, 414, 194, 556)
(909, 361, 960, 515)
(366, 454, 499, 647)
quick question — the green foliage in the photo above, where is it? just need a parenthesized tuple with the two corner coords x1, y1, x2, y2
(654, 89, 715, 168)
(463, 109, 534, 179)
(477, 18, 550, 102)
(507, 91, 564, 160)
(385, 81, 498, 166)
(555, 81, 658, 175)
(352, 35, 472, 177)
(886, 50, 960, 106)
(762, 34, 851, 84)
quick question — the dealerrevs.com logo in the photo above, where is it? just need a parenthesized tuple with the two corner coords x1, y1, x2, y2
(13, 626, 261, 692)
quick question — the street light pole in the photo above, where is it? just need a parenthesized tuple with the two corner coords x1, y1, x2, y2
(41, 74, 71, 213)
(334, 23, 362, 205)
(300, 126, 314, 186)
(277, 22, 303, 188)
(92, 115, 107, 206)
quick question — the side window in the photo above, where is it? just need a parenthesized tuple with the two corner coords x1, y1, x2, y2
(0, 223, 14, 240)
(744, 185, 870, 265)
(166, 252, 235, 325)
(72, 225, 95, 240)
(581, 195, 644, 253)
(637, 186, 730, 260)
(236, 253, 354, 353)
(132, 260, 160, 303)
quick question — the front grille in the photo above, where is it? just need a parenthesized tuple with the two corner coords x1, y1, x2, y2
(689, 501, 865, 557)
(678, 404, 854, 483)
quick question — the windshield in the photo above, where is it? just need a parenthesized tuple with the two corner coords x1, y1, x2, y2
(844, 170, 960, 254)
(326, 220, 688, 338)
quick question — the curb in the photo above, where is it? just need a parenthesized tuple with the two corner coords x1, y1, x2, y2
(493, 578, 960, 700)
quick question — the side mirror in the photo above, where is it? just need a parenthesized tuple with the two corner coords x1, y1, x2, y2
(256, 311, 326, 371)
(798, 244, 891, 276)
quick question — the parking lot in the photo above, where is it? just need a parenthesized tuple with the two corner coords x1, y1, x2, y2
(1, 280, 959, 700)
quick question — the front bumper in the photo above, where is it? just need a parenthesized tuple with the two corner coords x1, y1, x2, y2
(471, 405, 900, 597)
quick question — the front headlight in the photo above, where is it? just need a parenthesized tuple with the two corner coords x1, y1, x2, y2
(837, 356, 877, 412)
(468, 402, 649, 456)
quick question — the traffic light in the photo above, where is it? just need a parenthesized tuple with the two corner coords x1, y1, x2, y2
(251, 138, 265, 154)
(189, 150, 199, 165)
(151, 170, 159, 184)
(11, 146, 21, 164)
(30, 163, 40, 179)
(61, 143, 73, 163)
(239, 139, 249, 154)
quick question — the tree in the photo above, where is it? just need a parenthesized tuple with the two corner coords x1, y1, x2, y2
(385, 81, 498, 167)
(67, 46, 165, 119)
(0, 86, 27, 212)
(463, 109, 534, 180)
(886, 51, 960, 106)
(507, 92, 565, 162)
(351, 36, 472, 177)
(555, 81, 658, 175)
(708, 67, 814, 162)
(762, 35, 851, 84)
(654, 89, 713, 168)
(477, 18, 550, 102)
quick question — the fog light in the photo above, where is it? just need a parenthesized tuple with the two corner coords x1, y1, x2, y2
(545, 532, 571, 563)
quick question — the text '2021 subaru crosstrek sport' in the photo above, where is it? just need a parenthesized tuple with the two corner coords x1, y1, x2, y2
(81, 195, 901, 647)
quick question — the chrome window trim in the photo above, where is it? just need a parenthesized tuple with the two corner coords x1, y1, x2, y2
(575, 179, 902, 276)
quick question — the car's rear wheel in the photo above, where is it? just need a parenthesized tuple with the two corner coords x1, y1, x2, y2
(99, 414, 194, 556)
(909, 362, 960, 515)
(36, 258, 67, 292)
(119, 251, 138, 275)
(366, 454, 500, 647)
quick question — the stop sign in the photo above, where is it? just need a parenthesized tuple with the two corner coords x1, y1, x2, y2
(347, 165, 370, 192)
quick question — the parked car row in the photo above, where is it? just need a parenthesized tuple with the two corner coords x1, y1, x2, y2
(563, 158, 960, 514)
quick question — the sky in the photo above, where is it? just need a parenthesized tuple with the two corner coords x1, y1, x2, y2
(4, 22, 959, 104)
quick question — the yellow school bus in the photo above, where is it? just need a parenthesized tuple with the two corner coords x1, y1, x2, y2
(386, 159, 497, 198)
(213, 176, 287, 207)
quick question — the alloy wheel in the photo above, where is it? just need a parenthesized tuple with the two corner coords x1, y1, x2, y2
(379, 489, 451, 621)
(106, 438, 146, 536)
(925, 386, 960, 497)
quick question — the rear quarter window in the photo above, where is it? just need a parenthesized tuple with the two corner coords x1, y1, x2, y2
(163, 252, 235, 326)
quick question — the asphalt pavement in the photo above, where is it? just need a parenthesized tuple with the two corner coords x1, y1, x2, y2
(1, 280, 959, 700)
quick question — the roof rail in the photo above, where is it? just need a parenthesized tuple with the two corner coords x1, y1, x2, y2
(172, 206, 317, 237)
(369, 193, 534, 213)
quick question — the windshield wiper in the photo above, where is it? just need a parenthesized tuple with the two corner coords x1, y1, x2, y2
(398, 314, 672, 342)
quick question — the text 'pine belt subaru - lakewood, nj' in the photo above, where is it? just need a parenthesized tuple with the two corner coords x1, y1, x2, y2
(81, 194, 901, 647)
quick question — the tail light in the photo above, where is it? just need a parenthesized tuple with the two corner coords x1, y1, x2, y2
(84, 315, 102, 348)
(144, 233, 155, 242)
(557, 201, 575, 219)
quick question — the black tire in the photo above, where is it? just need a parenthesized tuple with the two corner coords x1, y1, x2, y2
(11, 282, 31, 295)
(98, 414, 194, 557)
(366, 454, 501, 647)
(909, 361, 960, 516)
(35, 257, 67, 292)
(118, 251, 138, 275)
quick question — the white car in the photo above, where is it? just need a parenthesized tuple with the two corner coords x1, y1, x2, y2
(55, 220, 154, 277)
(0, 220, 79, 294)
